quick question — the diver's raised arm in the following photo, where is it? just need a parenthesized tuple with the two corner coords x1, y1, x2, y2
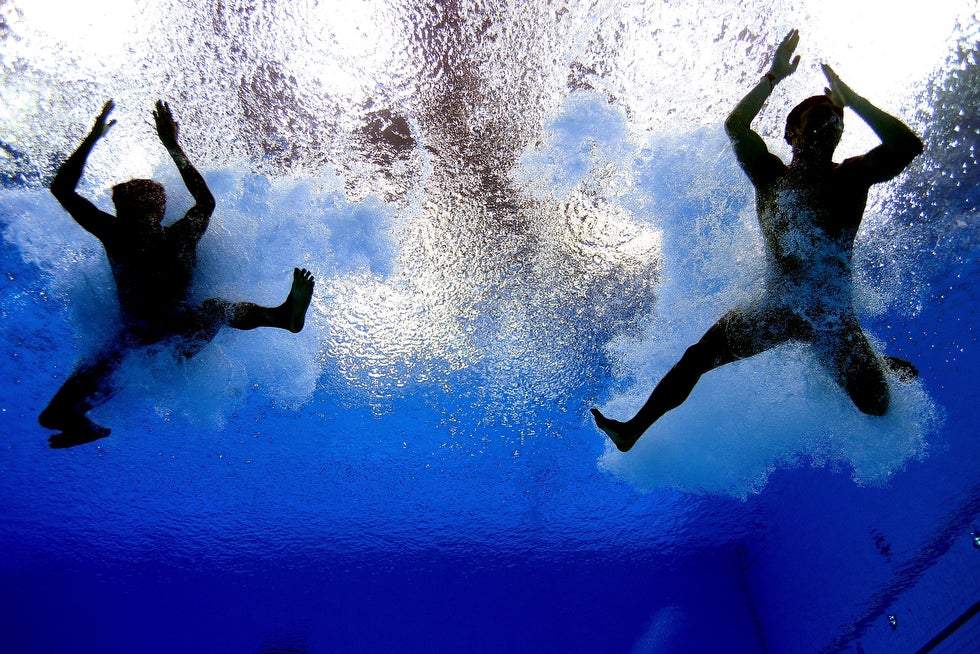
(726, 29, 800, 184)
(50, 100, 117, 237)
(153, 100, 215, 239)
(726, 29, 800, 132)
(822, 64, 923, 181)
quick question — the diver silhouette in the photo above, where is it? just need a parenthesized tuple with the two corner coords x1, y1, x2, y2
(40, 100, 315, 448)
(592, 29, 923, 453)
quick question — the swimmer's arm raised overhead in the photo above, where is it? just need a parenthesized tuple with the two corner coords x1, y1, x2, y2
(153, 100, 215, 243)
(725, 29, 800, 185)
(50, 100, 117, 238)
(822, 64, 924, 183)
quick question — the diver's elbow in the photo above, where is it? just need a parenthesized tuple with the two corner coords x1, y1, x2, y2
(724, 113, 749, 140)
(196, 195, 216, 216)
(724, 113, 740, 135)
(896, 132, 924, 159)
(897, 136, 924, 169)
(886, 133, 924, 168)
(909, 135, 925, 158)
(49, 178, 73, 203)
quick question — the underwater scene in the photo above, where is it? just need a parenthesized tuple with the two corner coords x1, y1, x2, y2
(1, 0, 978, 651)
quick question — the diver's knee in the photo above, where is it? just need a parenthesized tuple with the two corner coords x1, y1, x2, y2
(679, 342, 709, 367)
(39, 403, 71, 429)
(38, 406, 57, 428)
(683, 330, 734, 370)
(853, 389, 889, 416)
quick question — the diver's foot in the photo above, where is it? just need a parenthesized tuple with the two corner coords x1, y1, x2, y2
(47, 418, 111, 449)
(591, 408, 640, 453)
(282, 268, 314, 333)
(884, 356, 918, 382)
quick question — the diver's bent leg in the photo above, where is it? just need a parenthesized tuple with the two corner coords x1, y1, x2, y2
(592, 322, 738, 452)
(844, 363, 890, 416)
(40, 347, 122, 447)
(40, 354, 118, 429)
(823, 324, 890, 416)
(630, 324, 740, 431)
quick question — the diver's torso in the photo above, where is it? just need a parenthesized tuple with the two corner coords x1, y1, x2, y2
(756, 160, 870, 313)
(101, 223, 197, 327)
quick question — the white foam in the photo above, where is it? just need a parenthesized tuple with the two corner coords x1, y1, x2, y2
(598, 345, 940, 498)
(517, 90, 634, 200)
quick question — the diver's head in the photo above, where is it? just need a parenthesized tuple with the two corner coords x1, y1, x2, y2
(785, 95, 844, 153)
(112, 179, 166, 224)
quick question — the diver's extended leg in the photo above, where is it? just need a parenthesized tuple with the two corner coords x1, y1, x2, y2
(591, 320, 739, 452)
(218, 268, 314, 332)
(592, 304, 810, 452)
(180, 269, 315, 358)
(231, 267, 313, 333)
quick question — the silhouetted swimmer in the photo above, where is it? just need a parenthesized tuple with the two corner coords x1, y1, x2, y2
(593, 29, 923, 453)
(40, 100, 315, 448)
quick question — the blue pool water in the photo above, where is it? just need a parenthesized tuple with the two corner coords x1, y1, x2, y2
(1, 1, 979, 652)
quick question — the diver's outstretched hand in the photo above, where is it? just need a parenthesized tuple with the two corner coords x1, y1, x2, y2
(153, 100, 180, 148)
(769, 29, 801, 83)
(89, 100, 116, 141)
(821, 64, 854, 108)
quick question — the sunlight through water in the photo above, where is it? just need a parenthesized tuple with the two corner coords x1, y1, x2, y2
(1, 0, 977, 501)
